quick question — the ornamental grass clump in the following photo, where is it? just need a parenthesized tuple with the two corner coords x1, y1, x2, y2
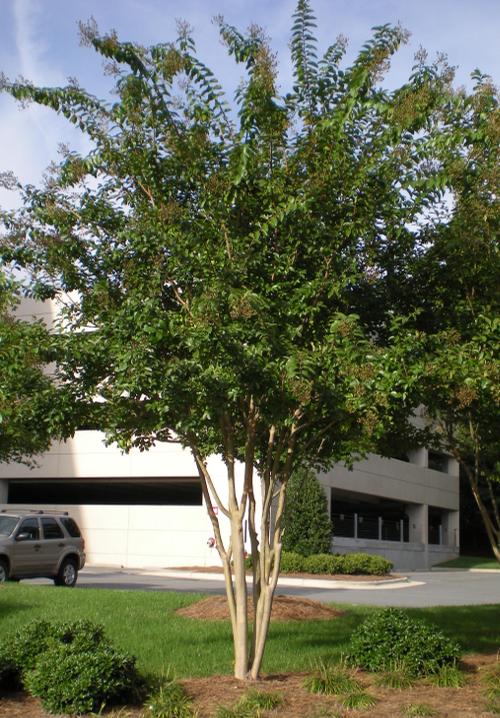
(304, 659, 362, 695)
(347, 608, 460, 677)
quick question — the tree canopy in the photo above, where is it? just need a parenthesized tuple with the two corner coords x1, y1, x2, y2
(0, 277, 59, 464)
(1, 0, 497, 676)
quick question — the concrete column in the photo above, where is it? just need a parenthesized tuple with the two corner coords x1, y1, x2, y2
(408, 448, 428, 467)
(324, 485, 332, 518)
(447, 457, 460, 477)
(444, 510, 460, 548)
(406, 503, 429, 568)
(378, 516, 383, 541)
(354, 513, 358, 539)
(0, 480, 8, 505)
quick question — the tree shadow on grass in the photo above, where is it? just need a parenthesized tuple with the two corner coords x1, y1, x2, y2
(408, 605, 500, 655)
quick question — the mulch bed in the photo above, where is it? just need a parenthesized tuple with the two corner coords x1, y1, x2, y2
(0, 597, 496, 717)
(1, 655, 498, 717)
(177, 594, 344, 621)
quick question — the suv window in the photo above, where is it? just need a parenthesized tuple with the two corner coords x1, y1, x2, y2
(0, 516, 18, 537)
(41, 517, 64, 540)
(60, 517, 81, 538)
(17, 518, 40, 540)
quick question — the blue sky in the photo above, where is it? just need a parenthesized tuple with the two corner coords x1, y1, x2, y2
(1, 0, 498, 208)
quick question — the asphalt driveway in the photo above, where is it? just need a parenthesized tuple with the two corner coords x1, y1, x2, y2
(27, 566, 498, 607)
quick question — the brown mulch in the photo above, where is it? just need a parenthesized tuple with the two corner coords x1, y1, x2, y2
(176, 594, 343, 621)
(1, 654, 498, 718)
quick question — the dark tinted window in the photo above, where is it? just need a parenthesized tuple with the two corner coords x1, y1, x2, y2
(17, 518, 39, 540)
(41, 517, 64, 539)
(60, 517, 81, 538)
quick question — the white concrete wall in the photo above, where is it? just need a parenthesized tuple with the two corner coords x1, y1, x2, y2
(333, 536, 458, 571)
(0, 432, 254, 568)
(3, 502, 218, 568)
(319, 453, 459, 510)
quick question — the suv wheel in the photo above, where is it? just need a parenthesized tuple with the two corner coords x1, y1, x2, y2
(0, 558, 9, 583)
(54, 558, 78, 587)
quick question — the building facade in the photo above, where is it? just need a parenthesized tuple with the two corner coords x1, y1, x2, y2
(0, 430, 459, 570)
(0, 298, 459, 570)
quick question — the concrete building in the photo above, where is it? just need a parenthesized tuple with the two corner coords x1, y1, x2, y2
(0, 299, 459, 570)
(0, 430, 459, 570)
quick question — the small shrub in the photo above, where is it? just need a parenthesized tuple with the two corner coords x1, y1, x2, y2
(280, 551, 307, 573)
(428, 665, 465, 687)
(303, 553, 339, 574)
(24, 639, 146, 715)
(338, 553, 392, 576)
(339, 691, 377, 710)
(347, 608, 461, 677)
(403, 704, 438, 717)
(304, 660, 362, 695)
(5, 619, 56, 673)
(145, 678, 198, 718)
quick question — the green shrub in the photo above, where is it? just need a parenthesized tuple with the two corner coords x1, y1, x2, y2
(339, 553, 392, 575)
(25, 641, 145, 715)
(303, 553, 338, 574)
(248, 550, 392, 575)
(279, 551, 307, 573)
(347, 608, 461, 677)
(5, 619, 56, 673)
(282, 468, 332, 556)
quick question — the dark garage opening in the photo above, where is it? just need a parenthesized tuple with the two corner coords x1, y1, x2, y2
(8, 478, 202, 506)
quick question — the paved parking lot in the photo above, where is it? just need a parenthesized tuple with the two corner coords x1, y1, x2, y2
(22, 567, 500, 608)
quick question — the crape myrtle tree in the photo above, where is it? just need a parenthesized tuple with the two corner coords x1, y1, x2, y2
(0, 274, 63, 464)
(0, 1, 465, 677)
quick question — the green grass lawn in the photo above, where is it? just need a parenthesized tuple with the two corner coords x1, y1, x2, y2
(434, 555, 500, 570)
(0, 585, 499, 678)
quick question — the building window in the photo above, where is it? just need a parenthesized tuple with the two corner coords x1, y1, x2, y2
(428, 451, 449, 473)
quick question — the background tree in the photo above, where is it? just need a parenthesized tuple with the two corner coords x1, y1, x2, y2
(0, 275, 59, 464)
(281, 467, 332, 556)
(0, 1, 471, 677)
(410, 75, 500, 561)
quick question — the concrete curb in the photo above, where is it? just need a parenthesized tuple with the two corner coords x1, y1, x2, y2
(431, 567, 500, 574)
(97, 567, 420, 590)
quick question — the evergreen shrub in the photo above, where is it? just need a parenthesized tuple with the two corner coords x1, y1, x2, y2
(282, 468, 332, 556)
(347, 608, 461, 677)
(2, 618, 145, 714)
(25, 642, 144, 715)
(279, 551, 307, 573)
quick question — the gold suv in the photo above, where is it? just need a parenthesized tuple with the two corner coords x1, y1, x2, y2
(0, 509, 85, 586)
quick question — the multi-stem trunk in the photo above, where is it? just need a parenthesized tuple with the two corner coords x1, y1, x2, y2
(190, 414, 298, 680)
